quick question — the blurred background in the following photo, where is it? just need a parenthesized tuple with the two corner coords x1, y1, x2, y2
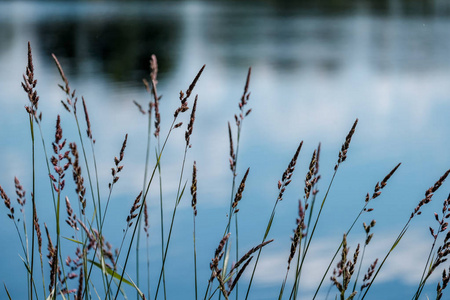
(1, 0, 450, 299)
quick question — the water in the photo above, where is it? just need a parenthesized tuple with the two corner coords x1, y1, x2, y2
(1, 1, 450, 299)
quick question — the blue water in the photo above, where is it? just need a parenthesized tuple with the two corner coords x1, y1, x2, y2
(1, 1, 450, 299)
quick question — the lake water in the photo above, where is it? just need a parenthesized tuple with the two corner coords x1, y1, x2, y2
(1, 1, 450, 299)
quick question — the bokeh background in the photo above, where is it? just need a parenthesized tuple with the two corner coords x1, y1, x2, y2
(1, 0, 450, 299)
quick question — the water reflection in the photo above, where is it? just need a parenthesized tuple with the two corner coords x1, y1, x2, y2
(0, 0, 449, 85)
(35, 16, 180, 82)
(1, 1, 450, 299)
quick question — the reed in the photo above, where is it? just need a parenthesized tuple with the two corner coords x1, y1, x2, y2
(2, 42, 450, 300)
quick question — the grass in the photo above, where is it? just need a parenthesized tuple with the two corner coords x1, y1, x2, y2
(1, 42, 450, 299)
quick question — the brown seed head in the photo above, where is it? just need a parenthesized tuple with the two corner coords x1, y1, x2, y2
(232, 239, 273, 272)
(52, 53, 69, 95)
(228, 122, 236, 172)
(22, 42, 40, 118)
(150, 54, 158, 83)
(191, 161, 198, 216)
(361, 258, 378, 291)
(119, 134, 128, 162)
(33, 205, 42, 253)
(76, 266, 83, 300)
(154, 95, 160, 137)
(14, 177, 26, 207)
(381, 163, 401, 188)
(335, 118, 358, 170)
(149, 55, 160, 136)
(2, 184, 14, 220)
(304, 150, 317, 201)
(412, 169, 450, 219)
(144, 200, 149, 237)
(133, 100, 146, 115)
(69, 143, 86, 214)
(239, 67, 251, 111)
(278, 141, 303, 201)
(427, 169, 450, 197)
(181, 65, 205, 104)
(214, 233, 231, 260)
(232, 168, 250, 210)
(54, 115, 63, 146)
(82, 97, 92, 140)
(228, 257, 252, 295)
(126, 191, 142, 227)
(185, 95, 198, 146)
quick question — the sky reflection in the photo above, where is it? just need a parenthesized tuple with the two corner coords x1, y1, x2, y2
(1, 1, 450, 299)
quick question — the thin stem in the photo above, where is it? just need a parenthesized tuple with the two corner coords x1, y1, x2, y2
(412, 230, 440, 299)
(146, 230, 151, 300)
(74, 117, 101, 230)
(221, 118, 243, 300)
(23, 218, 31, 299)
(156, 139, 167, 300)
(72, 115, 109, 297)
(193, 214, 198, 300)
(28, 115, 36, 300)
(353, 240, 368, 293)
(292, 179, 320, 299)
(136, 111, 153, 300)
(104, 224, 134, 299)
(73, 115, 105, 298)
(235, 213, 239, 300)
(309, 205, 366, 300)
(360, 222, 410, 300)
(244, 200, 280, 300)
(114, 118, 176, 299)
(295, 169, 339, 300)
(154, 145, 189, 299)
(145, 114, 154, 300)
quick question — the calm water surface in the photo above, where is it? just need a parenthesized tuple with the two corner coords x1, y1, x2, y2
(1, 1, 450, 299)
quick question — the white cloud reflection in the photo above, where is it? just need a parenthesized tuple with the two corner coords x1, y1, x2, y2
(250, 229, 442, 298)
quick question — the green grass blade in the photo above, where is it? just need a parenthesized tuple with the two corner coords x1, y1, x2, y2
(62, 236, 84, 245)
(177, 181, 188, 205)
(4, 283, 12, 300)
(88, 260, 139, 291)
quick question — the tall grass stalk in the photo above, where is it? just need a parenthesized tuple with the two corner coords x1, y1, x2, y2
(244, 140, 303, 300)
(352, 220, 376, 294)
(52, 54, 107, 298)
(137, 95, 154, 300)
(103, 191, 145, 299)
(289, 145, 321, 299)
(135, 55, 159, 300)
(52, 55, 102, 231)
(290, 118, 358, 300)
(221, 67, 251, 300)
(137, 118, 153, 300)
(279, 148, 319, 299)
(120, 65, 205, 299)
(115, 117, 175, 299)
(310, 161, 401, 300)
(154, 94, 199, 299)
(412, 193, 450, 299)
(361, 169, 450, 300)
(192, 161, 198, 300)
(22, 41, 38, 300)
(155, 71, 168, 299)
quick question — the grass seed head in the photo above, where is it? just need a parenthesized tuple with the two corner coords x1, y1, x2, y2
(191, 161, 198, 216)
(335, 118, 358, 170)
